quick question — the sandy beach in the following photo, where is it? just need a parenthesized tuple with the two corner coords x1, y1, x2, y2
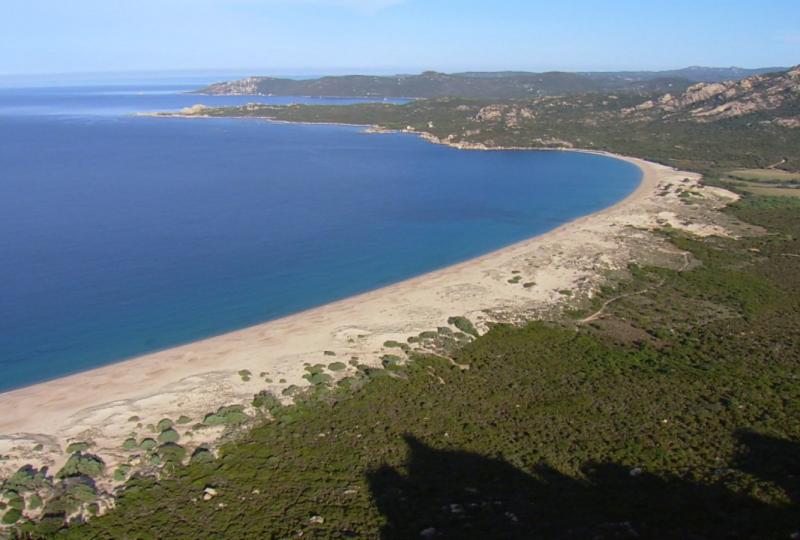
(0, 151, 742, 482)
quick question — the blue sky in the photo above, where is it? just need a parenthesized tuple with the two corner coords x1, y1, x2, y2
(2, 0, 798, 75)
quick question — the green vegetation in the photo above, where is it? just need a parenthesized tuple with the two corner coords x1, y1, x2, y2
(26, 194, 797, 539)
(728, 168, 800, 182)
(447, 316, 479, 337)
(122, 438, 137, 451)
(28, 494, 42, 510)
(382, 340, 409, 351)
(189, 66, 800, 173)
(56, 453, 104, 479)
(8, 66, 799, 537)
(139, 438, 157, 451)
(158, 443, 187, 464)
(720, 169, 800, 198)
(202, 405, 249, 426)
(157, 429, 180, 444)
(2, 508, 21, 525)
(113, 465, 132, 482)
(64, 442, 89, 454)
(197, 67, 783, 100)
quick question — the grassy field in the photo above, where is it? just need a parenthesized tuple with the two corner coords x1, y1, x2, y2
(733, 185, 800, 198)
(727, 169, 800, 182)
(721, 169, 800, 198)
(8, 188, 798, 538)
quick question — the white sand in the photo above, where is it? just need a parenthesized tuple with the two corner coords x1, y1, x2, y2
(0, 152, 742, 477)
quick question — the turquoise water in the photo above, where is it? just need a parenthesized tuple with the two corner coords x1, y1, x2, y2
(0, 81, 641, 392)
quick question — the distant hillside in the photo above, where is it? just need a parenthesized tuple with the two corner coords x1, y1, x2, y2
(196, 71, 687, 99)
(196, 66, 786, 99)
(579, 66, 788, 83)
(620, 65, 800, 126)
(178, 66, 800, 171)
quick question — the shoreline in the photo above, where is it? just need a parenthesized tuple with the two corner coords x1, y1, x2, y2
(0, 143, 633, 397)
(0, 145, 740, 486)
(0, 150, 651, 407)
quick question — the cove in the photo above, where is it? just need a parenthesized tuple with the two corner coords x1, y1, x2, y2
(0, 84, 641, 391)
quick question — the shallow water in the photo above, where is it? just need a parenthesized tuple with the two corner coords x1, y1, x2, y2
(0, 81, 640, 391)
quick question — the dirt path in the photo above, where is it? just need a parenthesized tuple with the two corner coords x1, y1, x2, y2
(579, 251, 690, 325)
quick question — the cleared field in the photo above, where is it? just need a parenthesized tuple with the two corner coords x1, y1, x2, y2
(727, 168, 800, 182)
(737, 184, 800, 198)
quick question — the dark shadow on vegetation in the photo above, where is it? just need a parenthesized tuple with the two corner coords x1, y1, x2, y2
(368, 432, 799, 539)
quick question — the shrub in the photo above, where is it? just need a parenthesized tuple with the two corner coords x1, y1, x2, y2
(6, 465, 41, 492)
(113, 465, 131, 482)
(305, 365, 323, 376)
(323, 351, 336, 356)
(381, 355, 403, 369)
(190, 448, 214, 464)
(67, 483, 97, 503)
(447, 316, 479, 337)
(7, 493, 23, 510)
(337, 377, 356, 388)
(304, 372, 333, 386)
(140, 438, 157, 450)
(65, 442, 90, 454)
(203, 405, 250, 426)
(157, 418, 173, 432)
(122, 438, 138, 451)
(158, 443, 187, 463)
(158, 429, 180, 444)
(2, 508, 21, 524)
(56, 453, 104, 478)
(252, 390, 279, 410)
(177, 415, 192, 425)
(327, 362, 347, 372)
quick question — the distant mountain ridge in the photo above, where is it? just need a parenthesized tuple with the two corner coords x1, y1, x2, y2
(196, 66, 787, 99)
(621, 65, 800, 126)
(579, 66, 787, 83)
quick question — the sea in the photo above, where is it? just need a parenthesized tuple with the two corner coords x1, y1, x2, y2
(0, 75, 641, 391)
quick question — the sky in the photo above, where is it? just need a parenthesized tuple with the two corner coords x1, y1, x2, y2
(1, 0, 798, 75)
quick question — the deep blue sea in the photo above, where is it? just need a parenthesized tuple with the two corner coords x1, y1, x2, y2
(0, 78, 641, 392)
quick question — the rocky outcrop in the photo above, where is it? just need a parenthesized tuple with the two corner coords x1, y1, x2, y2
(475, 105, 535, 128)
(622, 65, 800, 123)
(200, 77, 271, 96)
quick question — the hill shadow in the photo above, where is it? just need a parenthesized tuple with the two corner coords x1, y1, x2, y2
(367, 432, 799, 539)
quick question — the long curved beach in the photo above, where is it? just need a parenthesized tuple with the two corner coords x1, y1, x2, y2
(0, 151, 736, 477)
